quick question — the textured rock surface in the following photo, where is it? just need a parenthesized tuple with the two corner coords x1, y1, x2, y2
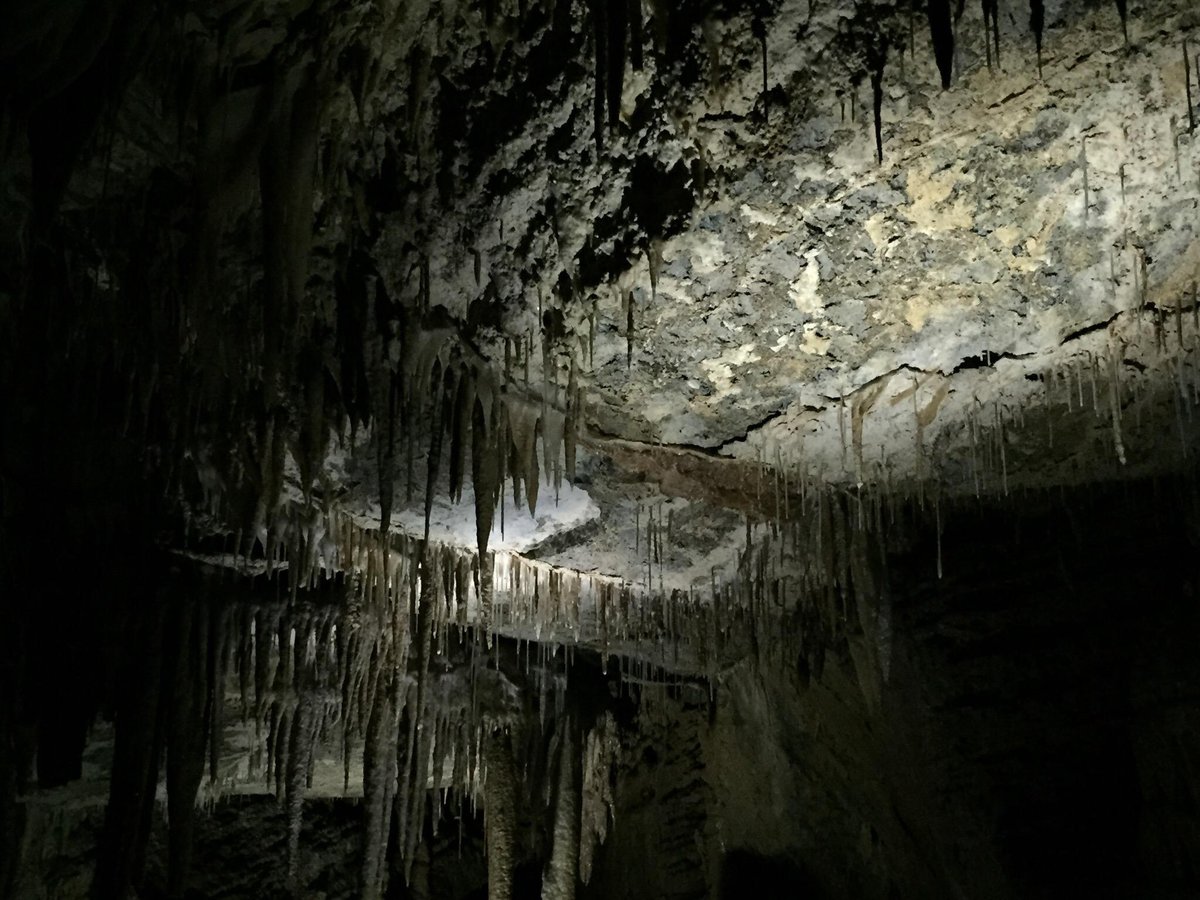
(2, 0, 1200, 897)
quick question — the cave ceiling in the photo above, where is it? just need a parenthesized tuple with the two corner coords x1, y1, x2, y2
(3, 0, 1200, 650)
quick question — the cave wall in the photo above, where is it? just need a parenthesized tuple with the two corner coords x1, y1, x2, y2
(3, 0, 1200, 897)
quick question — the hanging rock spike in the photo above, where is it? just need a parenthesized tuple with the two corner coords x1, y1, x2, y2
(927, 0, 954, 88)
(485, 728, 517, 900)
(471, 394, 498, 633)
(752, 15, 768, 121)
(1185, 39, 1195, 134)
(607, 0, 627, 129)
(868, 40, 887, 164)
(423, 365, 449, 544)
(448, 368, 474, 503)
(591, 0, 608, 152)
(1030, 0, 1044, 78)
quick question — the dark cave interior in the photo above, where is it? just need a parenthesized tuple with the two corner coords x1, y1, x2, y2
(2, 0, 1199, 898)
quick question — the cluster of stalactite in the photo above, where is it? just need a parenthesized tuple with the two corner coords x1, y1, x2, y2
(930, 313, 1200, 494)
(90, 567, 628, 899)
(723, 309, 1200, 503)
(81, 468, 1200, 897)
(184, 454, 917, 743)
(185, 306, 588, 621)
(2, 0, 598, 602)
(5, 0, 1171, 630)
(211, 477, 900, 688)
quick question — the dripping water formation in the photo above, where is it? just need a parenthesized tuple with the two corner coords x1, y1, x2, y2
(2, 0, 1200, 899)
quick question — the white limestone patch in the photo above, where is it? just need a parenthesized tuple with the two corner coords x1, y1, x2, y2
(391, 479, 599, 553)
(700, 343, 760, 398)
(788, 249, 822, 313)
(739, 203, 780, 228)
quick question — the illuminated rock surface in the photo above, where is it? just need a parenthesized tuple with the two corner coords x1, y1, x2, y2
(1, 0, 1198, 897)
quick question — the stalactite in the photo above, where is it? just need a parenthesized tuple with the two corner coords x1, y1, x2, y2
(1115, 0, 1128, 47)
(449, 369, 474, 503)
(207, 602, 228, 785)
(424, 366, 449, 543)
(752, 15, 768, 122)
(485, 728, 518, 900)
(91, 599, 167, 900)
(607, 0, 627, 128)
(564, 361, 579, 481)
(868, 43, 887, 165)
(285, 695, 314, 889)
(166, 598, 208, 900)
(394, 694, 414, 869)
(624, 289, 634, 368)
(627, 0, 643, 70)
(403, 693, 433, 883)
(647, 244, 660, 301)
(509, 400, 541, 515)
(473, 395, 500, 634)
(591, 0, 608, 152)
(988, 0, 1001, 67)
(542, 408, 566, 493)
(396, 557, 435, 876)
(542, 717, 580, 900)
(1185, 40, 1196, 134)
(238, 605, 253, 723)
(981, 0, 994, 69)
(578, 713, 616, 885)
(1109, 350, 1127, 465)
(361, 672, 398, 900)
(927, 0, 954, 89)
(498, 400, 509, 541)
(378, 373, 397, 534)
(1030, 0, 1044, 78)
(1081, 139, 1090, 222)
(1193, 281, 1199, 340)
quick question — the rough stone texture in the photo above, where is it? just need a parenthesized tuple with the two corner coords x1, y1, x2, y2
(3, 0, 1200, 897)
